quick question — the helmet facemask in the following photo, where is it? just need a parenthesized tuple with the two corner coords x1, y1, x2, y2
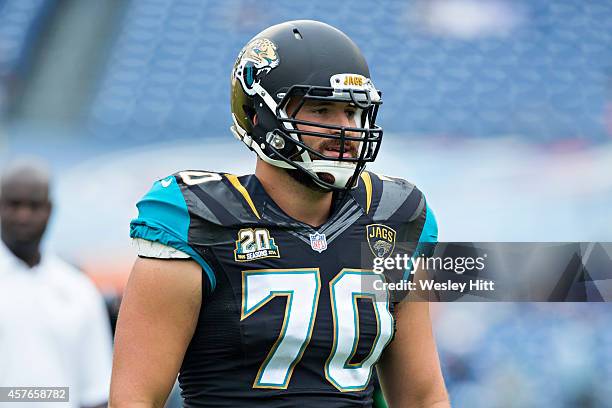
(244, 82, 383, 191)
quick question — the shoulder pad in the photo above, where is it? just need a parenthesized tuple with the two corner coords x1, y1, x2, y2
(172, 170, 261, 226)
(129, 172, 219, 291)
(353, 171, 424, 223)
(356, 172, 438, 254)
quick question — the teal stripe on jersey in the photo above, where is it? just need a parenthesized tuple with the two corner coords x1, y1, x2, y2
(403, 203, 438, 281)
(419, 204, 438, 243)
(130, 176, 216, 291)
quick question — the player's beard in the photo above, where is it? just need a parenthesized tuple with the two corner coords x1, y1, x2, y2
(285, 168, 330, 192)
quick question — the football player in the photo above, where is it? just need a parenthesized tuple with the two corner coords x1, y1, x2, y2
(110, 20, 449, 408)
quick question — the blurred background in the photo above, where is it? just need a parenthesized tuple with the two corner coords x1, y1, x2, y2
(0, 0, 610, 406)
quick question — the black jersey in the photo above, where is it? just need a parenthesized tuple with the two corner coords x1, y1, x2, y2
(130, 170, 437, 407)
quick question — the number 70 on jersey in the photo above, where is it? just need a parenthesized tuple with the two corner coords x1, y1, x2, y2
(241, 268, 394, 391)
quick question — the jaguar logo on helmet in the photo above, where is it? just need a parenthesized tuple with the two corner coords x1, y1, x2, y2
(233, 38, 280, 96)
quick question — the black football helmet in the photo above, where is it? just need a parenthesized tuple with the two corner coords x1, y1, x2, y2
(230, 20, 383, 190)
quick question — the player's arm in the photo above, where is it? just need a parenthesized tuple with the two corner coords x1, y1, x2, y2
(109, 257, 202, 408)
(377, 267, 450, 408)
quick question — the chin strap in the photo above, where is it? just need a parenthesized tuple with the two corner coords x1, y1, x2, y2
(301, 160, 359, 190)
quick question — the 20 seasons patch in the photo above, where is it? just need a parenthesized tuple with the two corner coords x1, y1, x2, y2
(234, 228, 280, 262)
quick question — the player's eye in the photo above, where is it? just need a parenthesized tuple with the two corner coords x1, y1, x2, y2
(311, 107, 328, 115)
(345, 109, 356, 119)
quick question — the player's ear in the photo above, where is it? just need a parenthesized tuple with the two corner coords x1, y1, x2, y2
(253, 114, 258, 125)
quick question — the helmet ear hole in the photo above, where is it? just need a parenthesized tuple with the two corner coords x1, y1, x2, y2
(243, 105, 256, 125)
(252, 96, 279, 135)
(251, 95, 299, 159)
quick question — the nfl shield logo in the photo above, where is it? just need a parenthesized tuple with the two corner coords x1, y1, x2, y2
(309, 232, 328, 253)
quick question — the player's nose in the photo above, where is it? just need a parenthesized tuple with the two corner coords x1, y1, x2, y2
(335, 110, 354, 128)
(326, 111, 357, 137)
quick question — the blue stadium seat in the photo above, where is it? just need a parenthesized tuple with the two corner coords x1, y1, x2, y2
(0, 0, 57, 77)
(88, 0, 612, 145)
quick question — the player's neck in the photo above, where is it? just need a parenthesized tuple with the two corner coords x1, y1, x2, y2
(255, 161, 333, 227)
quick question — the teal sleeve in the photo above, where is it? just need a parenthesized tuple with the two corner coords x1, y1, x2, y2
(130, 176, 216, 291)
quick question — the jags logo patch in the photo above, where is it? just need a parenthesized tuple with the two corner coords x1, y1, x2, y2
(234, 228, 280, 262)
(366, 224, 396, 258)
(233, 38, 280, 96)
